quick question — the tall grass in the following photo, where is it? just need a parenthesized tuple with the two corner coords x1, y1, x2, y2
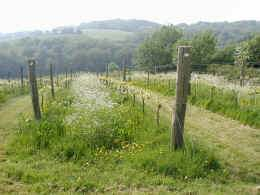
(131, 78, 260, 128)
(5, 84, 228, 193)
(0, 83, 29, 105)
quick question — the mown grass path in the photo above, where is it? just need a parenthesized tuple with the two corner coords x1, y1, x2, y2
(0, 95, 31, 193)
(127, 83, 260, 183)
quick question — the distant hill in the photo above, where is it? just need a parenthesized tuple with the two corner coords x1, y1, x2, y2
(1, 19, 260, 46)
(79, 19, 161, 32)
(0, 19, 159, 42)
(177, 21, 260, 46)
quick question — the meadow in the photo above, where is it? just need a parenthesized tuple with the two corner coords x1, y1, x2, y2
(0, 73, 259, 194)
(129, 72, 260, 128)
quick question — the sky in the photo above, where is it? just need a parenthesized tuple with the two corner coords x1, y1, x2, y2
(0, 0, 260, 33)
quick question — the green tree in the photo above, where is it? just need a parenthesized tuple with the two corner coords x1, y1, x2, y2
(191, 31, 217, 65)
(108, 62, 119, 72)
(134, 25, 182, 72)
(234, 42, 250, 86)
(247, 35, 260, 65)
(211, 45, 236, 64)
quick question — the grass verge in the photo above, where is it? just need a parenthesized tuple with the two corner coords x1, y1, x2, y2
(2, 81, 252, 194)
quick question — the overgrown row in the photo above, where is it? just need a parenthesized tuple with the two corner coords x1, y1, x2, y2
(131, 78, 260, 128)
(6, 77, 226, 193)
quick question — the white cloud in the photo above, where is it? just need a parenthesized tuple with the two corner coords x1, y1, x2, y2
(0, 0, 259, 33)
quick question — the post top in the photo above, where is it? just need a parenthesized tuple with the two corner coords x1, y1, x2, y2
(177, 46, 192, 48)
(28, 59, 36, 66)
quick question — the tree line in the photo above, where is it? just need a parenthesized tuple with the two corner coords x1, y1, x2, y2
(0, 34, 139, 77)
(1, 24, 260, 78)
(134, 25, 260, 72)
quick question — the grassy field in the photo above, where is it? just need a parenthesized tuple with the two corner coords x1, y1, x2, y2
(81, 29, 134, 41)
(0, 74, 259, 194)
(0, 82, 29, 106)
(129, 73, 260, 128)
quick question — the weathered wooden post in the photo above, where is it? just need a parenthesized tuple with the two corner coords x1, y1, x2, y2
(70, 69, 73, 81)
(56, 74, 59, 87)
(28, 59, 41, 120)
(20, 66, 24, 89)
(240, 64, 245, 87)
(7, 72, 11, 87)
(133, 93, 136, 106)
(194, 79, 198, 99)
(106, 64, 109, 78)
(156, 103, 162, 127)
(210, 86, 215, 101)
(49, 64, 55, 98)
(65, 70, 68, 88)
(142, 96, 145, 116)
(41, 94, 44, 112)
(254, 89, 257, 105)
(123, 64, 126, 81)
(171, 46, 192, 150)
(147, 71, 150, 86)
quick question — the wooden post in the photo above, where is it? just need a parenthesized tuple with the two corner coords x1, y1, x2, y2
(142, 96, 145, 116)
(41, 94, 44, 112)
(106, 64, 109, 78)
(56, 74, 59, 87)
(20, 66, 24, 89)
(133, 93, 136, 106)
(194, 79, 198, 99)
(156, 104, 162, 127)
(147, 71, 150, 86)
(210, 87, 215, 101)
(65, 70, 68, 88)
(7, 72, 11, 87)
(50, 64, 55, 98)
(171, 46, 192, 150)
(240, 63, 245, 87)
(28, 59, 41, 120)
(70, 69, 73, 81)
(123, 64, 126, 81)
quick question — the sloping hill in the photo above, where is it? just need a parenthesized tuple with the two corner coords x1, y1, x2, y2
(177, 20, 260, 46)
(79, 19, 161, 32)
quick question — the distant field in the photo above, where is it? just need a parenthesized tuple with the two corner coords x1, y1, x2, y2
(81, 28, 133, 41)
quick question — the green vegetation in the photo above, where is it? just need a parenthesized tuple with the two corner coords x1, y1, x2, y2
(2, 20, 260, 78)
(2, 82, 233, 193)
(0, 83, 28, 105)
(0, 18, 260, 194)
(131, 78, 260, 128)
(81, 29, 134, 41)
(207, 64, 260, 81)
(177, 20, 260, 47)
(190, 31, 217, 65)
(0, 34, 138, 77)
(134, 25, 182, 72)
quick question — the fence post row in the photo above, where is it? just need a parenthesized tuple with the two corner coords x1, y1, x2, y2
(171, 46, 192, 150)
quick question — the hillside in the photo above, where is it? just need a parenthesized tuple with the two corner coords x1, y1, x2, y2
(1, 19, 260, 77)
(2, 19, 260, 46)
(0, 19, 159, 42)
(177, 20, 260, 46)
(79, 19, 161, 32)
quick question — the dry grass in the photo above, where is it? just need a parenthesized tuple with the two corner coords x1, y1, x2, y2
(125, 80, 260, 182)
(0, 95, 32, 193)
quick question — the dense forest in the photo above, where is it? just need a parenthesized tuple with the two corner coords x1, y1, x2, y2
(1, 19, 260, 77)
